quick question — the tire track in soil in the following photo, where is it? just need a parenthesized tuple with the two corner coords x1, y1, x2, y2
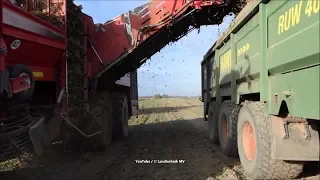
(165, 98, 246, 180)
(1, 98, 319, 180)
(98, 98, 241, 180)
(15, 98, 238, 180)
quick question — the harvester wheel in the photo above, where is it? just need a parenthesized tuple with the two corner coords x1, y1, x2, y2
(83, 91, 113, 150)
(111, 93, 129, 139)
(9, 64, 35, 102)
(237, 101, 304, 179)
(218, 100, 241, 157)
(208, 101, 220, 145)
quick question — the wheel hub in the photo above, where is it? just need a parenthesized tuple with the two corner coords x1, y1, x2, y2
(19, 72, 31, 87)
(242, 121, 256, 161)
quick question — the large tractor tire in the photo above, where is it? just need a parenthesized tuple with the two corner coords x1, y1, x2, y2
(82, 91, 113, 150)
(111, 93, 129, 139)
(207, 101, 220, 145)
(9, 64, 35, 102)
(237, 101, 304, 179)
(218, 100, 241, 157)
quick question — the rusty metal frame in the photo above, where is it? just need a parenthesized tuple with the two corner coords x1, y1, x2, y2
(60, 113, 104, 138)
(270, 115, 320, 161)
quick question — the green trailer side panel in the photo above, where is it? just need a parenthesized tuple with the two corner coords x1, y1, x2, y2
(218, 40, 232, 87)
(269, 66, 320, 119)
(209, 55, 217, 98)
(266, 0, 320, 117)
(237, 80, 260, 95)
(260, 2, 268, 105)
(203, 67, 207, 91)
(267, 0, 320, 75)
(202, 64, 207, 99)
(215, 50, 222, 102)
(235, 13, 261, 64)
(203, 0, 320, 120)
(201, 62, 209, 116)
(208, 55, 215, 96)
(234, 12, 261, 85)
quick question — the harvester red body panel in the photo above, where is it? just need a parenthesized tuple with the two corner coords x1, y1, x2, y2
(2, 0, 66, 81)
(0, 0, 67, 101)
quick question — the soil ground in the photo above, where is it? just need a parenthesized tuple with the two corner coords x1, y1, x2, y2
(0, 97, 319, 180)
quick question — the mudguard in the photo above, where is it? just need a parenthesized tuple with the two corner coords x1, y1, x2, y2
(270, 116, 320, 161)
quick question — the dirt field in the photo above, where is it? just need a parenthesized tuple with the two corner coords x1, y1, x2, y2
(1, 98, 319, 180)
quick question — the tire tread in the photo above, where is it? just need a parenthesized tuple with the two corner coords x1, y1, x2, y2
(242, 101, 303, 179)
(219, 100, 241, 157)
(208, 101, 220, 144)
(111, 92, 128, 139)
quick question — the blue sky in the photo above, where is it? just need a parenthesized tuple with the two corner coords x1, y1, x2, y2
(74, 1, 234, 96)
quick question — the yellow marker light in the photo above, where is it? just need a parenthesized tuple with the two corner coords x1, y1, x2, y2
(32, 72, 44, 78)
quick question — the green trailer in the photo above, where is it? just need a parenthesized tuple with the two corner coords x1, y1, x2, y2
(201, 0, 320, 179)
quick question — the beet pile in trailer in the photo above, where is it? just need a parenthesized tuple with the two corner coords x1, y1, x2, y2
(0, 0, 246, 161)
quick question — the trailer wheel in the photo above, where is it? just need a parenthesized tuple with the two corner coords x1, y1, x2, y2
(237, 101, 304, 179)
(9, 64, 35, 101)
(218, 100, 241, 157)
(84, 91, 113, 150)
(111, 93, 129, 139)
(208, 101, 220, 144)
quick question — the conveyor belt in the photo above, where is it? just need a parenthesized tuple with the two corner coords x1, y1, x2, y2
(95, 1, 245, 85)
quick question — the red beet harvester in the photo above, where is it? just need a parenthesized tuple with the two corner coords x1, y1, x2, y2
(0, 0, 238, 160)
